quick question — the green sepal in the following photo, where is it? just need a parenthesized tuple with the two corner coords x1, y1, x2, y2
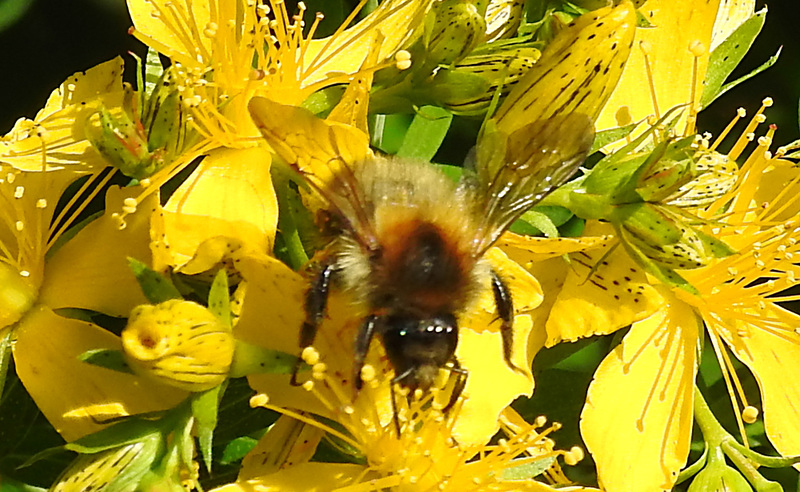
(612, 202, 683, 246)
(428, 69, 492, 110)
(618, 226, 699, 294)
(701, 8, 768, 109)
(687, 450, 753, 492)
(207, 270, 232, 330)
(229, 341, 304, 378)
(510, 206, 572, 237)
(78, 349, 135, 375)
(634, 136, 695, 202)
(302, 85, 346, 117)
(589, 122, 638, 154)
(65, 418, 165, 455)
(396, 105, 453, 161)
(191, 383, 227, 472)
(501, 456, 556, 480)
(564, 189, 614, 221)
(85, 102, 152, 178)
(128, 257, 183, 304)
(696, 229, 736, 259)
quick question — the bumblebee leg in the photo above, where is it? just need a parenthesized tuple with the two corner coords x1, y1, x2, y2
(443, 359, 468, 414)
(491, 269, 526, 375)
(353, 315, 379, 391)
(291, 262, 335, 386)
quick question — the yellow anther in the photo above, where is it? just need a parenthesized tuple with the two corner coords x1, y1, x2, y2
(742, 406, 759, 424)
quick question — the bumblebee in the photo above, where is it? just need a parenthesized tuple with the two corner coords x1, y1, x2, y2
(249, 97, 594, 412)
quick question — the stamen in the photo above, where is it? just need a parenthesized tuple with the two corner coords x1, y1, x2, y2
(742, 405, 759, 424)
(639, 40, 660, 119)
(685, 40, 706, 136)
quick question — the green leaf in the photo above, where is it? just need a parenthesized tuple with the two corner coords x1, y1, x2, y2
(219, 437, 259, 465)
(192, 384, 226, 472)
(711, 46, 780, 108)
(0, 475, 46, 492)
(65, 418, 164, 455)
(373, 113, 413, 154)
(701, 8, 767, 109)
(229, 341, 302, 378)
(127, 257, 182, 304)
(208, 270, 232, 330)
(0, 0, 33, 33)
(78, 349, 134, 375)
(396, 106, 453, 161)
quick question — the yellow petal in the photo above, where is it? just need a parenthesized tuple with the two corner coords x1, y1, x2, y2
(12, 306, 186, 442)
(721, 304, 800, 461)
(497, 231, 614, 263)
(494, 1, 636, 133)
(540, 241, 664, 346)
(581, 292, 699, 491)
(1, 57, 125, 171)
(596, 0, 721, 132)
(213, 463, 369, 492)
(235, 254, 330, 416)
(301, 0, 432, 88)
(40, 185, 154, 316)
(126, 0, 212, 69)
(162, 146, 277, 269)
(239, 415, 324, 479)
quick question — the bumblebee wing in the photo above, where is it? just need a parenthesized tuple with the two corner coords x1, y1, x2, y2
(471, 112, 595, 255)
(248, 97, 379, 249)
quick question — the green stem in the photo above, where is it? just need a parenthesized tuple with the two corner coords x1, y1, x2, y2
(271, 167, 309, 271)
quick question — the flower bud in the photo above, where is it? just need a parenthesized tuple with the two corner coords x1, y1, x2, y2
(424, 0, 486, 67)
(617, 203, 734, 270)
(85, 68, 186, 180)
(433, 46, 541, 115)
(122, 300, 234, 392)
(50, 435, 162, 492)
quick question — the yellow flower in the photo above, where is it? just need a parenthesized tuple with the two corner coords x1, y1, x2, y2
(216, 386, 596, 491)
(0, 63, 187, 442)
(124, 0, 432, 270)
(538, 104, 800, 491)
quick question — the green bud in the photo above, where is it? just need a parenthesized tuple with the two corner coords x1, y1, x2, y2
(86, 66, 186, 180)
(433, 46, 541, 115)
(484, 0, 524, 41)
(424, 0, 486, 67)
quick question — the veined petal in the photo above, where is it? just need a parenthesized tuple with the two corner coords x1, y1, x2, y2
(161, 146, 277, 269)
(497, 232, 614, 263)
(539, 237, 664, 346)
(596, 0, 721, 132)
(581, 292, 699, 491)
(40, 185, 154, 316)
(1, 57, 125, 171)
(12, 305, 187, 442)
(718, 303, 800, 461)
